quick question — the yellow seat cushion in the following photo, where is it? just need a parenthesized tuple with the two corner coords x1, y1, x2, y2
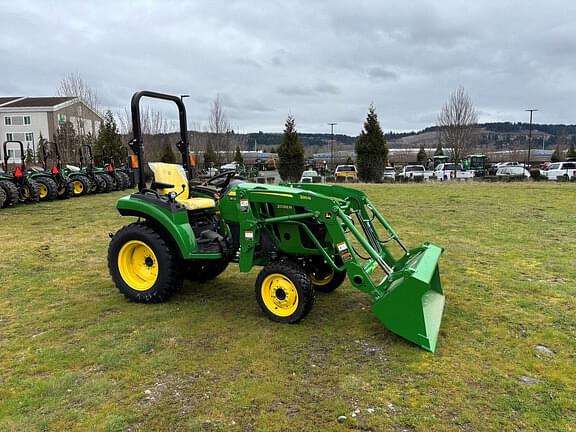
(148, 162, 215, 210)
(179, 197, 216, 211)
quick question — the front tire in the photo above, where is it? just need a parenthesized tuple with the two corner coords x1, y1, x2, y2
(307, 258, 347, 293)
(108, 222, 183, 303)
(22, 178, 40, 203)
(98, 173, 115, 193)
(255, 260, 315, 324)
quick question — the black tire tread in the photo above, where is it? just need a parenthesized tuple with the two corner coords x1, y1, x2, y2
(35, 176, 59, 201)
(108, 222, 182, 303)
(0, 180, 19, 207)
(255, 259, 315, 324)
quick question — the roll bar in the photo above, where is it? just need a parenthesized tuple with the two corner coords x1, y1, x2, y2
(130, 91, 190, 191)
(3, 140, 25, 172)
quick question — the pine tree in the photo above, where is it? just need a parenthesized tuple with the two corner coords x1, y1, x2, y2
(434, 140, 444, 156)
(204, 143, 218, 168)
(95, 110, 125, 166)
(234, 145, 243, 164)
(25, 145, 35, 166)
(551, 144, 562, 162)
(278, 114, 304, 181)
(345, 156, 354, 165)
(160, 143, 176, 163)
(567, 142, 576, 159)
(355, 104, 388, 182)
(417, 145, 427, 164)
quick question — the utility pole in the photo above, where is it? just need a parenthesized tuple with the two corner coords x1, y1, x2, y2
(525, 109, 538, 168)
(328, 122, 337, 169)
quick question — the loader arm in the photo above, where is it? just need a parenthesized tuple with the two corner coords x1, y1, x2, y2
(225, 182, 446, 352)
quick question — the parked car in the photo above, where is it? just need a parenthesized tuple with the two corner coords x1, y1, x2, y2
(541, 162, 576, 181)
(220, 161, 240, 171)
(495, 166, 531, 180)
(299, 169, 319, 183)
(334, 165, 358, 181)
(433, 163, 474, 181)
(382, 167, 396, 182)
(398, 165, 426, 181)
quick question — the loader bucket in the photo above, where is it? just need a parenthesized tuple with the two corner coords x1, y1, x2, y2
(372, 243, 445, 352)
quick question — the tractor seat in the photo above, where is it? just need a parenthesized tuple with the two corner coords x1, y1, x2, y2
(148, 162, 215, 211)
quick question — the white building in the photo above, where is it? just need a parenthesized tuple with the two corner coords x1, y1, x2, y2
(0, 96, 104, 163)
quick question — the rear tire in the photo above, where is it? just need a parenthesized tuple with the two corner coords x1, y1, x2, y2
(97, 173, 114, 193)
(72, 175, 91, 196)
(255, 260, 315, 324)
(0, 180, 19, 207)
(108, 222, 182, 303)
(0, 187, 5, 208)
(36, 177, 59, 201)
(118, 171, 131, 189)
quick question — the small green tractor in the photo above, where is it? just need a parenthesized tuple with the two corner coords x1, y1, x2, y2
(1, 140, 40, 204)
(36, 140, 74, 199)
(72, 143, 114, 194)
(108, 91, 446, 352)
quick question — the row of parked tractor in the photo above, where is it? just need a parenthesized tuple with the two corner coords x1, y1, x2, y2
(0, 140, 135, 209)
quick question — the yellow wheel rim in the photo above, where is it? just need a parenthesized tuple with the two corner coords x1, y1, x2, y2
(73, 180, 84, 194)
(23, 186, 30, 199)
(118, 240, 159, 291)
(39, 183, 48, 199)
(309, 269, 334, 287)
(261, 273, 299, 317)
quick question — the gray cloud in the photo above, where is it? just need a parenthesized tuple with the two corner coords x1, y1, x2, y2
(1, 0, 575, 134)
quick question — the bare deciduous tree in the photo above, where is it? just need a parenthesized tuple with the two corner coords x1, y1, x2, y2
(438, 86, 478, 163)
(57, 72, 99, 112)
(208, 94, 232, 163)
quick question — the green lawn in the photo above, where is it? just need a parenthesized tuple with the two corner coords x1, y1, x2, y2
(0, 183, 574, 431)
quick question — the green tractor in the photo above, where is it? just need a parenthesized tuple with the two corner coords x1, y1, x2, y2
(108, 91, 446, 352)
(1, 140, 40, 204)
(36, 140, 74, 199)
(101, 145, 131, 191)
(70, 143, 114, 194)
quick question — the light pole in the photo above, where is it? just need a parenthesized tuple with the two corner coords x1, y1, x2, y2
(525, 109, 538, 167)
(328, 122, 337, 169)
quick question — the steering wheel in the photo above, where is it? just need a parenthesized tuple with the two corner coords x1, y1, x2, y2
(202, 170, 236, 192)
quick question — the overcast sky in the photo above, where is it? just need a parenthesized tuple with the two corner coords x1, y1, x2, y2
(1, 0, 575, 135)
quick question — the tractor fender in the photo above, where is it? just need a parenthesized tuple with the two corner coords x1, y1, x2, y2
(116, 194, 198, 258)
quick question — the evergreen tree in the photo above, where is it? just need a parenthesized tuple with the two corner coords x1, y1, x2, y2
(25, 145, 35, 166)
(417, 145, 427, 164)
(355, 104, 388, 182)
(278, 114, 304, 181)
(160, 143, 176, 163)
(345, 156, 354, 165)
(234, 145, 244, 164)
(567, 142, 576, 159)
(204, 143, 218, 168)
(551, 144, 562, 162)
(95, 110, 125, 166)
(37, 133, 48, 167)
(434, 140, 444, 156)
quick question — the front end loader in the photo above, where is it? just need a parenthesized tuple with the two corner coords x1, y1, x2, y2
(107, 91, 446, 352)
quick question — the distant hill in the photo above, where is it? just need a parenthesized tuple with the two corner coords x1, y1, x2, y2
(244, 122, 576, 151)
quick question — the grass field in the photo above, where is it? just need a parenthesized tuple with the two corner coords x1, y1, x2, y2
(0, 182, 574, 431)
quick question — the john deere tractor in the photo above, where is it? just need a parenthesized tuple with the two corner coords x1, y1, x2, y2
(1, 140, 40, 203)
(75, 143, 114, 194)
(108, 91, 446, 352)
(36, 140, 74, 199)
